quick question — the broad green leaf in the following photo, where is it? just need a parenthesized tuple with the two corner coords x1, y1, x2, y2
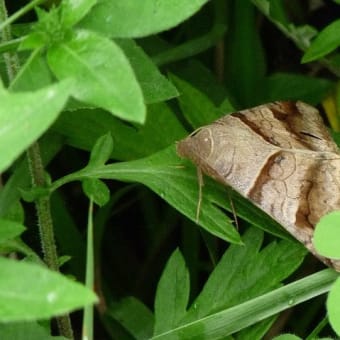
(151, 269, 338, 339)
(0, 321, 67, 340)
(302, 19, 340, 63)
(52, 103, 187, 160)
(82, 178, 110, 206)
(52, 146, 242, 244)
(88, 133, 113, 167)
(0, 80, 72, 173)
(108, 297, 154, 339)
(0, 219, 25, 243)
(170, 74, 223, 129)
(0, 257, 97, 321)
(80, 0, 210, 38)
(183, 228, 306, 323)
(327, 277, 340, 336)
(47, 30, 145, 123)
(51, 145, 293, 244)
(154, 249, 190, 335)
(116, 39, 178, 104)
(314, 211, 340, 259)
(260, 73, 332, 105)
(61, 0, 97, 28)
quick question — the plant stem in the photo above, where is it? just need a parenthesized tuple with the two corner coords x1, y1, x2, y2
(26, 109, 74, 340)
(0, 1, 74, 338)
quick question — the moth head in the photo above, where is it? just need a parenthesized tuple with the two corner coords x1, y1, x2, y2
(177, 127, 214, 164)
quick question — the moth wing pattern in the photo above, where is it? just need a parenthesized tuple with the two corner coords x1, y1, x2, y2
(177, 101, 340, 271)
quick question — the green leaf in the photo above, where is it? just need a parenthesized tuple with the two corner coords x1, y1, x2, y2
(108, 297, 154, 339)
(327, 277, 340, 336)
(0, 219, 25, 243)
(314, 211, 340, 259)
(53, 146, 242, 244)
(53, 103, 187, 161)
(61, 0, 97, 28)
(82, 199, 94, 340)
(10, 50, 53, 91)
(273, 335, 302, 340)
(82, 178, 110, 206)
(1, 201, 24, 224)
(150, 269, 338, 339)
(260, 73, 332, 105)
(0, 257, 97, 321)
(0, 321, 67, 340)
(0, 80, 72, 172)
(80, 0, 210, 38)
(154, 249, 190, 335)
(225, 0, 266, 106)
(152, 23, 227, 67)
(116, 39, 178, 104)
(251, 0, 317, 50)
(302, 19, 340, 63)
(88, 133, 114, 167)
(183, 228, 306, 323)
(170, 73, 224, 129)
(47, 30, 145, 123)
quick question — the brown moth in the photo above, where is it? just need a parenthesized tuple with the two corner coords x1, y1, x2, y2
(177, 101, 340, 271)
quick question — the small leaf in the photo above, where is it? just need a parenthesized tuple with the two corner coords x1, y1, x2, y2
(302, 19, 340, 63)
(82, 178, 110, 206)
(0, 80, 72, 172)
(0, 219, 25, 243)
(19, 32, 46, 50)
(47, 30, 145, 123)
(80, 0, 210, 38)
(327, 277, 340, 336)
(0, 257, 97, 321)
(154, 249, 190, 335)
(313, 211, 340, 259)
(88, 133, 113, 167)
(20, 187, 50, 203)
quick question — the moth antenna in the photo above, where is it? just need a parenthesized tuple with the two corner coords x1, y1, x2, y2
(196, 167, 204, 223)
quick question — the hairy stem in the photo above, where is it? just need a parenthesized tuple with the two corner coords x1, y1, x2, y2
(0, 1, 74, 338)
